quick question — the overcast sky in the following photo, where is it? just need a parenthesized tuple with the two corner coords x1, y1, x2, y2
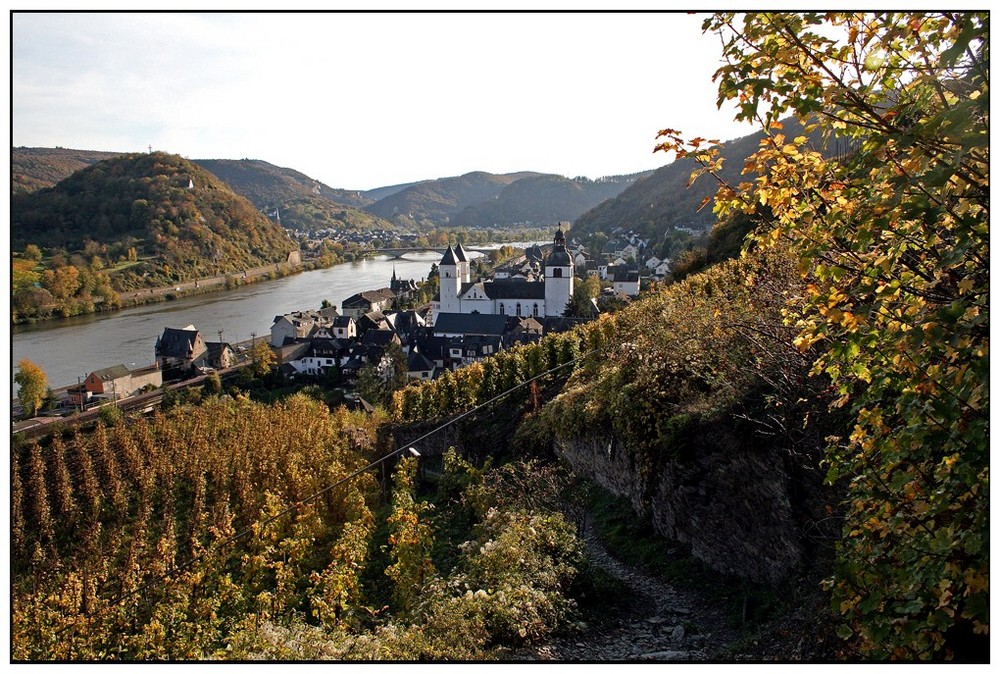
(12, 11, 759, 191)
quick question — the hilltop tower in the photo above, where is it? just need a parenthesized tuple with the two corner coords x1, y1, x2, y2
(544, 226, 574, 317)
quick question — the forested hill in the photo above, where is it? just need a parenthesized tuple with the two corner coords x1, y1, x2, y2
(362, 170, 544, 226)
(571, 117, 812, 240)
(12, 147, 121, 194)
(192, 159, 394, 233)
(12, 152, 296, 287)
(449, 172, 653, 228)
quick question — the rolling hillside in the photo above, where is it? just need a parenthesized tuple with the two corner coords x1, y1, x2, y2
(450, 172, 652, 228)
(193, 158, 394, 232)
(12, 147, 122, 194)
(571, 117, 814, 241)
(362, 170, 544, 226)
(12, 152, 296, 289)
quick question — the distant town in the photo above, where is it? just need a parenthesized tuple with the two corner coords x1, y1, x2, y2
(14, 225, 669, 433)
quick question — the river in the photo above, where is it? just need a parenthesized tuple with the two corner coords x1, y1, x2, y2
(11, 250, 477, 389)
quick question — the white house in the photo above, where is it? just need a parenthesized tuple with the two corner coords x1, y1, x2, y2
(270, 309, 338, 347)
(613, 270, 639, 297)
(332, 315, 357, 340)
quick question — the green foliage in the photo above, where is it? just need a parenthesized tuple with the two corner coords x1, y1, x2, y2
(661, 12, 989, 660)
(385, 458, 436, 613)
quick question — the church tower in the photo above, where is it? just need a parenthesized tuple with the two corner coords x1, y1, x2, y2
(544, 227, 574, 317)
(454, 242, 471, 283)
(438, 244, 462, 314)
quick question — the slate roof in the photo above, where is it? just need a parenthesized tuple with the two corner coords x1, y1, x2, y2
(342, 288, 395, 307)
(432, 312, 511, 337)
(453, 242, 469, 262)
(156, 327, 201, 358)
(440, 245, 459, 266)
(204, 342, 233, 364)
(482, 279, 546, 300)
(407, 349, 436, 373)
(90, 364, 132, 381)
(361, 329, 399, 348)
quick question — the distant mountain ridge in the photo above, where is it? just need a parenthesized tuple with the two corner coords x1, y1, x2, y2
(12, 147, 121, 194)
(451, 172, 653, 228)
(13, 148, 653, 232)
(363, 170, 546, 226)
(192, 158, 394, 232)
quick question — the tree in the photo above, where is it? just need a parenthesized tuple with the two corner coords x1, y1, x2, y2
(23, 244, 42, 262)
(565, 275, 600, 317)
(15, 359, 48, 418)
(248, 340, 276, 378)
(657, 12, 988, 660)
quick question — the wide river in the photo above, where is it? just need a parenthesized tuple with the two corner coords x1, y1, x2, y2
(11, 250, 486, 389)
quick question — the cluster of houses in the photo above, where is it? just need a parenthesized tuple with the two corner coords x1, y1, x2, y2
(266, 228, 594, 385)
(560, 228, 675, 298)
(66, 363, 164, 409)
(68, 321, 249, 409)
(66, 227, 680, 411)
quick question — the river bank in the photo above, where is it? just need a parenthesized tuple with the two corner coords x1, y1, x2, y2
(11, 253, 364, 327)
(11, 251, 445, 390)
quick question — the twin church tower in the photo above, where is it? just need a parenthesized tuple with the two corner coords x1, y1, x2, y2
(432, 228, 574, 322)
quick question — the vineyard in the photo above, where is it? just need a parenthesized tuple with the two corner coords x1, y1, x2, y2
(11, 393, 587, 660)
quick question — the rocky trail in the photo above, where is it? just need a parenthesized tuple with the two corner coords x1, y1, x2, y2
(515, 517, 742, 662)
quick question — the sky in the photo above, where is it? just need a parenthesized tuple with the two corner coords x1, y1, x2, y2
(12, 11, 760, 191)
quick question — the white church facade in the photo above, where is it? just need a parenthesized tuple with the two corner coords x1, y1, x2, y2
(432, 228, 574, 323)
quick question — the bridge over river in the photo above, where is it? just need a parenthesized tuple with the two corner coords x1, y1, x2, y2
(368, 246, 498, 260)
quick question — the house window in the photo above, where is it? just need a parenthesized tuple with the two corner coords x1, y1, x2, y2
(516, 303, 522, 316)
(553, 268, 563, 278)
(499, 302, 505, 315)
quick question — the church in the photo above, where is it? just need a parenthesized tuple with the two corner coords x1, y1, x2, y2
(431, 228, 574, 323)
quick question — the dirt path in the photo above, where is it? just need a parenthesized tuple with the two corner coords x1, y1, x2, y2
(518, 517, 740, 662)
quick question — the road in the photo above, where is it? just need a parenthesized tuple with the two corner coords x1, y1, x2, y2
(12, 362, 250, 441)
(117, 260, 302, 303)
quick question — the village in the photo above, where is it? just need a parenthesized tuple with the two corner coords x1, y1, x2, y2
(24, 226, 669, 421)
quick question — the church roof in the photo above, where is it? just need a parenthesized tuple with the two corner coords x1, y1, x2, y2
(432, 312, 511, 337)
(453, 242, 469, 262)
(482, 280, 546, 300)
(547, 248, 573, 267)
(440, 245, 459, 266)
